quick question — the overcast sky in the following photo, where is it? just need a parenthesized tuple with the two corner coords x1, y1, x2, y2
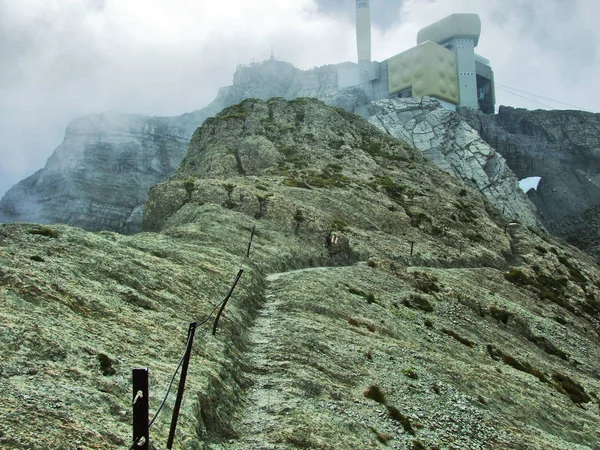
(1, 0, 598, 198)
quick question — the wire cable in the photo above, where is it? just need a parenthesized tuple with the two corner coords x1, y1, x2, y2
(494, 85, 556, 109)
(493, 82, 594, 112)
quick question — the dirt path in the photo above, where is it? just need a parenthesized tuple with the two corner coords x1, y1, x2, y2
(221, 267, 335, 449)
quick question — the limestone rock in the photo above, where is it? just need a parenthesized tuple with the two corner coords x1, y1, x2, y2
(367, 98, 539, 228)
(0, 112, 196, 232)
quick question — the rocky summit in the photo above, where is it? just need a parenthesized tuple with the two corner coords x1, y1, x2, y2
(1, 98, 600, 450)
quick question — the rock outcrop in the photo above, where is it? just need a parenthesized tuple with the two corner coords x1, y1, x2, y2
(2, 99, 600, 449)
(460, 106, 600, 258)
(367, 98, 538, 228)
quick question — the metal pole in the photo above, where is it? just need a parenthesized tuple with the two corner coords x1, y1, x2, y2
(410, 241, 414, 257)
(167, 323, 197, 449)
(132, 368, 149, 450)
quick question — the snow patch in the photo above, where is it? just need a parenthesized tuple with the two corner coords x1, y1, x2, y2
(519, 176, 542, 193)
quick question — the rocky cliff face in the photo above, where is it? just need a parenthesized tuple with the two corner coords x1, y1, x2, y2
(2, 99, 600, 449)
(0, 112, 197, 233)
(0, 99, 600, 450)
(460, 106, 600, 258)
(367, 98, 538, 228)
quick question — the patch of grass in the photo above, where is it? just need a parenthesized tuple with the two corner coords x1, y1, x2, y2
(424, 319, 434, 328)
(28, 227, 59, 239)
(348, 317, 360, 327)
(377, 432, 393, 444)
(489, 305, 512, 324)
(296, 379, 323, 398)
(441, 329, 475, 347)
(364, 384, 386, 404)
(386, 406, 415, 435)
(329, 139, 345, 150)
(348, 286, 376, 304)
(504, 269, 530, 286)
(412, 271, 440, 293)
(487, 345, 546, 382)
(558, 255, 587, 284)
(331, 218, 349, 231)
(184, 177, 195, 195)
(402, 368, 418, 380)
(255, 193, 273, 202)
(453, 200, 478, 221)
(284, 178, 310, 189)
(306, 169, 350, 188)
(98, 353, 116, 376)
(526, 334, 569, 360)
(552, 373, 591, 404)
(411, 441, 426, 450)
(402, 294, 434, 312)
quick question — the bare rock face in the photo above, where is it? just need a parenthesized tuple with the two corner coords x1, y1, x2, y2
(0, 112, 196, 233)
(367, 98, 539, 228)
(459, 106, 600, 258)
(2, 99, 600, 449)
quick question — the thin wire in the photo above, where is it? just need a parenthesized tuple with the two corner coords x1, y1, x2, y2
(494, 85, 556, 109)
(148, 331, 192, 427)
(494, 82, 594, 112)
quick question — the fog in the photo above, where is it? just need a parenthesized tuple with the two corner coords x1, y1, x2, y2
(1, 0, 598, 198)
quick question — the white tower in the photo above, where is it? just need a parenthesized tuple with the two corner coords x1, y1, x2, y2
(356, 0, 372, 95)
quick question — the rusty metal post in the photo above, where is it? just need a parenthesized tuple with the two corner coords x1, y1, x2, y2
(132, 368, 149, 450)
(167, 323, 197, 449)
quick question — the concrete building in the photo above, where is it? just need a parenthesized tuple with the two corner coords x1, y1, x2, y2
(340, 6, 495, 113)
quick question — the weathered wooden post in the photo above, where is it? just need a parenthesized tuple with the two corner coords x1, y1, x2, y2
(132, 368, 149, 450)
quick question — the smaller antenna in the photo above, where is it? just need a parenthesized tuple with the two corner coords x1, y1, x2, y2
(270, 44, 275, 60)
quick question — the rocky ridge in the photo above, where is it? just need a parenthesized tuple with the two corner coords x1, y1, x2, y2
(0, 60, 364, 233)
(460, 106, 600, 259)
(1, 98, 600, 449)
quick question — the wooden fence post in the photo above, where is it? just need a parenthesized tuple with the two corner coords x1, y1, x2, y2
(132, 368, 149, 450)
